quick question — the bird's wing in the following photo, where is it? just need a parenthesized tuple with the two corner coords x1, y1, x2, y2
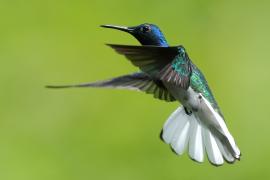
(107, 44, 191, 89)
(46, 72, 176, 102)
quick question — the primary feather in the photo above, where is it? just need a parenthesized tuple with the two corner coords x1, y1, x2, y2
(46, 72, 175, 102)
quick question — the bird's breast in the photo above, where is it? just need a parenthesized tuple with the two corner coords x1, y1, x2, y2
(163, 82, 201, 111)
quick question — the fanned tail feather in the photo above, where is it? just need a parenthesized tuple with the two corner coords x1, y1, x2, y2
(161, 106, 240, 166)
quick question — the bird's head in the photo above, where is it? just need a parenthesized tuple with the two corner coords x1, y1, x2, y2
(101, 23, 168, 47)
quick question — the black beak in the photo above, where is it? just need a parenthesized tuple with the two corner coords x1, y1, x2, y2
(100, 24, 135, 33)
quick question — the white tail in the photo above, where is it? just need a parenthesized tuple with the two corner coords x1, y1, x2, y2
(161, 106, 240, 166)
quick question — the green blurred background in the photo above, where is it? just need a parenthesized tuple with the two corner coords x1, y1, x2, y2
(1, 0, 270, 179)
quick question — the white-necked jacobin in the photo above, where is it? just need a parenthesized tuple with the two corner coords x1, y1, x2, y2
(47, 23, 241, 166)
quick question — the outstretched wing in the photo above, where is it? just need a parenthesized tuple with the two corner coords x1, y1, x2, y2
(107, 44, 192, 89)
(46, 72, 176, 102)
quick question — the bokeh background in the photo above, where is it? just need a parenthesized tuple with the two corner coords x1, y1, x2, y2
(1, 0, 270, 179)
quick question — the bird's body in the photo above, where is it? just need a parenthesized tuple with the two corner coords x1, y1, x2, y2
(48, 23, 241, 166)
(180, 62, 220, 115)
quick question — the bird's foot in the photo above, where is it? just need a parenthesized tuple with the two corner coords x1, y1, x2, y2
(184, 107, 192, 115)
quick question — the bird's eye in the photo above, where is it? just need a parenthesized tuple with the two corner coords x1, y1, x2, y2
(141, 25, 151, 33)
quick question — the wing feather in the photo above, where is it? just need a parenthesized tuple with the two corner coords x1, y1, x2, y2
(46, 72, 176, 102)
(107, 44, 192, 90)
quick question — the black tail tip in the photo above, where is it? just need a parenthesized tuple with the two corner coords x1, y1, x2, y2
(170, 146, 178, 155)
(159, 129, 164, 142)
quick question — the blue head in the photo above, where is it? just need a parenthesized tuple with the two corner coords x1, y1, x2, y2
(101, 23, 168, 47)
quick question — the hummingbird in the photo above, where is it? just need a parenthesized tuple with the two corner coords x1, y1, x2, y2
(47, 23, 241, 166)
